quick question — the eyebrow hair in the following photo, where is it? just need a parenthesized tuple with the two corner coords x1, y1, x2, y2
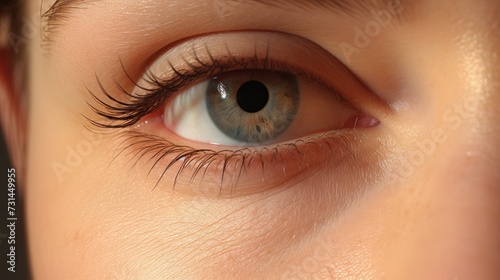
(41, 0, 90, 43)
(41, 0, 406, 42)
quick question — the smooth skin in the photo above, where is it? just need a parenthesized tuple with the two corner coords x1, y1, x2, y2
(0, 0, 499, 279)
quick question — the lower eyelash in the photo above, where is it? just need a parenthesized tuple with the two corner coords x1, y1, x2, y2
(110, 130, 355, 197)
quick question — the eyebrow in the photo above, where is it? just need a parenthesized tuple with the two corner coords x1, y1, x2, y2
(41, 0, 90, 42)
(42, 0, 406, 42)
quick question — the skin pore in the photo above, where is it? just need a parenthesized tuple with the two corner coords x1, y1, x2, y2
(0, 0, 499, 278)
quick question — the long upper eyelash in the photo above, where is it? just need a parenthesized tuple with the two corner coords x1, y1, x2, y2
(85, 65, 206, 129)
(84, 45, 346, 130)
(85, 46, 258, 129)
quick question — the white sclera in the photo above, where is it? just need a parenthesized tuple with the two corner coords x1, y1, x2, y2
(163, 81, 244, 146)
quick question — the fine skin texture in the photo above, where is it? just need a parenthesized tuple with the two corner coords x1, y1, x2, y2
(0, 0, 499, 279)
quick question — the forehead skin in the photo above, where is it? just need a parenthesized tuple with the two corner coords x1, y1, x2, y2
(24, 0, 500, 279)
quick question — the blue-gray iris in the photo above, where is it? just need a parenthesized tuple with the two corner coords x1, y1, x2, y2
(206, 70, 300, 144)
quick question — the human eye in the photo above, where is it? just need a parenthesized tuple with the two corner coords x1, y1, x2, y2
(87, 31, 381, 197)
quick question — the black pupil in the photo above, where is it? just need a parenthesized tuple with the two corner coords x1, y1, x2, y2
(236, 80, 269, 113)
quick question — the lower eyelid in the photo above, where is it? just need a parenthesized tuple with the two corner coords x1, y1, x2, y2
(111, 128, 375, 197)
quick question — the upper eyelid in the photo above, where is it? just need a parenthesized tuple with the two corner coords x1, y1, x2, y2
(144, 31, 388, 109)
(86, 31, 353, 129)
(87, 51, 338, 129)
(85, 31, 393, 131)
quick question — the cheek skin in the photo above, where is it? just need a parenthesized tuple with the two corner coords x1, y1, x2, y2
(27, 129, 384, 279)
(376, 139, 500, 279)
(27, 146, 379, 278)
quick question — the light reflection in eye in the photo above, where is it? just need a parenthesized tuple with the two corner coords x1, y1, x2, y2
(218, 83, 229, 100)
